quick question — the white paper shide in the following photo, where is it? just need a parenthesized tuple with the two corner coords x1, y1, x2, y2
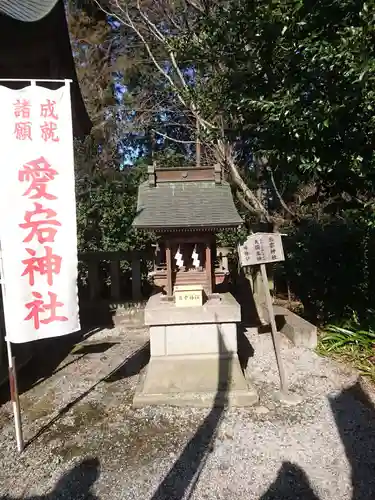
(0, 83, 80, 343)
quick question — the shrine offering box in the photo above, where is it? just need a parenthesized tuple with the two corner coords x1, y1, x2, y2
(174, 284, 204, 307)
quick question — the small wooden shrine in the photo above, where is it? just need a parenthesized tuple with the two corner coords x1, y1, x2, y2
(133, 164, 243, 299)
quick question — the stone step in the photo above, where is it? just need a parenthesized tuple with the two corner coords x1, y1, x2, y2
(79, 300, 146, 328)
(113, 308, 145, 327)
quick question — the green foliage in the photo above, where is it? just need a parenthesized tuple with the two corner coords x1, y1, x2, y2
(278, 216, 375, 323)
(322, 324, 375, 352)
(181, 0, 375, 216)
(75, 145, 151, 252)
(318, 313, 375, 380)
(70, 0, 375, 323)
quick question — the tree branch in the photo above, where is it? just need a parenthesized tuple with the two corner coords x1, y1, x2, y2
(92, 0, 126, 25)
(152, 129, 196, 144)
(136, 0, 166, 43)
(215, 139, 271, 221)
(267, 165, 297, 217)
(94, 1, 189, 109)
(184, 0, 206, 13)
(229, 158, 271, 221)
(94, 0, 271, 221)
(236, 190, 261, 215)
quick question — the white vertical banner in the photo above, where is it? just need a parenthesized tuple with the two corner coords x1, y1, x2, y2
(0, 82, 80, 343)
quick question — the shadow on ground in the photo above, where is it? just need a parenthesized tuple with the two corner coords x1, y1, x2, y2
(329, 381, 375, 500)
(0, 457, 100, 500)
(2, 313, 375, 499)
(237, 326, 254, 373)
(105, 342, 150, 383)
(132, 343, 375, 499)
(0, 303, 115, 406)
(4, 379, 375, 500)
(232, 268, 263, 329)
(258, 379, 375, 500)
(259, 461, 320, 500)
(150, 323, 231, 500)
(25, 342, 149, 448)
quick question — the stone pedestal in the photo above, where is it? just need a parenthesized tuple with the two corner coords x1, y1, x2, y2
(133, 293, 258, 407)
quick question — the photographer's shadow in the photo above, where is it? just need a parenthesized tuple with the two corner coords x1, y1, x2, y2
(259, 461, 320, 500)
(329, 381, 375, 500)
(260, 380, 375, 500)
(0, 457, 100, 500)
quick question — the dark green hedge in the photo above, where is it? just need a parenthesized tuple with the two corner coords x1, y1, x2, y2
(276, 218, 375, 324)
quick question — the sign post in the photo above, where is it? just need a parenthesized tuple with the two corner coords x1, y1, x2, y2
(0, 79, 80, 451)
(238, 233, 301, 404)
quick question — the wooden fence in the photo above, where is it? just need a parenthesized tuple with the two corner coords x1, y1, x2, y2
(78, 250, 152, 304)
(78, 247, 233, 305)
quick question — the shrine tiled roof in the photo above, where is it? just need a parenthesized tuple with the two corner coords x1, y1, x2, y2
(133, 180, 243, 231)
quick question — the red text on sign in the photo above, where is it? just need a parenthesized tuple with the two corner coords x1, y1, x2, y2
(19, 156, 58, 200)
(40, 99, 58, 120)
(14, 99, 31, 119)
(25, 291, 68, 330)
(22, 246, 62, 286)
(14, 122, 32, 141)
(40, 122, 59, 143)
(19, 202, 61, 244)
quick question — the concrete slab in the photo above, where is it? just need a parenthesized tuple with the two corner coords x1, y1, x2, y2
(133, 356, 259, 408)
(273, 305, 317, 349)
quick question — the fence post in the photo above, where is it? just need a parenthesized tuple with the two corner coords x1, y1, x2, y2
(131, 253, 142, 301)
(110, 260, 121, 301)
(217, 246, 230, 272)
(0, 325, 4, 370)
(87, 260, 100, 300)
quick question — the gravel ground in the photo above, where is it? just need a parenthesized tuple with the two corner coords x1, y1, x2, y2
(0, 323, 374, 500)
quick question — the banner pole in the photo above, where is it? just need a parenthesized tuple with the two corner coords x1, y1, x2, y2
(0, 78, 72, 83)
(6, 340, 24, 453)
(0, 246, 24, 452)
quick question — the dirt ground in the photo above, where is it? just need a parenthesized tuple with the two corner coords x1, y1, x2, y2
(0, 322, 374, 500)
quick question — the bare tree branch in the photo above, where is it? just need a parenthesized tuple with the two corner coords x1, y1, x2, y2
(215, 139, 271, 220)
(152, 129, 196, 144)
(94, 1, 189, 109)
(136, 0, 166, 42)
(93, 0, 272, 220)
(184, 0, 205, 13)
(236, 191, 260, 215)
(267, 166, 297, 218)
(92, 0, 126, 25)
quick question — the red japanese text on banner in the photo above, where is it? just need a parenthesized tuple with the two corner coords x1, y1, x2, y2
(0, 83, 80, 343)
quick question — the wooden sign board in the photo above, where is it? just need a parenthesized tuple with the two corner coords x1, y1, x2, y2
(174, 284, 204, 307)
(238, 233, 285, 267)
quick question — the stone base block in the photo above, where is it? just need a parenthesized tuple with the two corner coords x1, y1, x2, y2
(146, 292, 241, 357)
(133, 356, 258, 408)
(150, 322, 238, 357)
